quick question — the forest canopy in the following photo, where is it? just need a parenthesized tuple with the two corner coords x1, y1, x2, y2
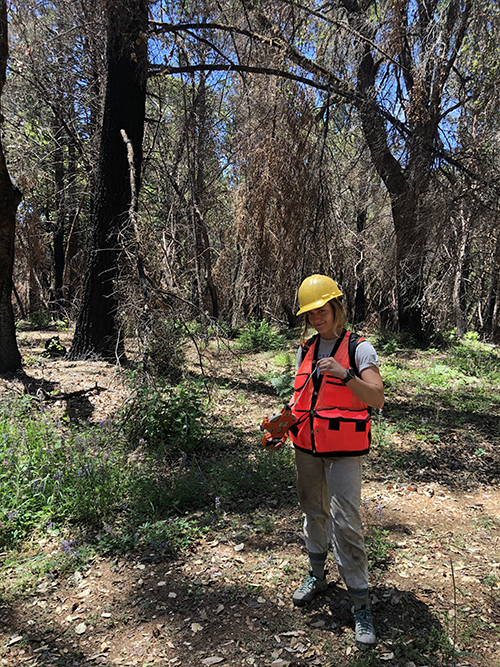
(2, 0, 500, 367)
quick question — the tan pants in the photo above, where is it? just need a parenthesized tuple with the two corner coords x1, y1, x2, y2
(295, 448, 369, 596)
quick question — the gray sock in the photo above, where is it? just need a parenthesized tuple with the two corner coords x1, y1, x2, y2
(349, 588, 370, 610)
(308, 551, 327, 579)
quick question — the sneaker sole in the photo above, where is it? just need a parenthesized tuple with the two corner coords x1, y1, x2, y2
(292, 598, 308, 607)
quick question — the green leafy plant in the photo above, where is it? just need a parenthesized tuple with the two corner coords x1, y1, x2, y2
(41, 336, 67, 358)
(0, 403, 127, 545)
(269, 373, 295, 399)
(120, 378, 206, 454)
(27, 310, 52, 330)
(236, 319, 287, 352)
(134, 517, 209, 557)
(449, 338, 500, 379)
(272, 351, 295, 369)
(54, 319, 69, 331)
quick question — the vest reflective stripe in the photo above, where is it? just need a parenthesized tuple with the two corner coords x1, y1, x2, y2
(290, 331, 371, 456)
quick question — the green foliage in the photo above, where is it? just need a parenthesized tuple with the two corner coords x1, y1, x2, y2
(269, 373, 295, 399)
(30, 310, 53, 329)
(98, 516, 209, 558)
(448, 338, 500, 379)
(54, 319, 69, 331)
(371, 409, 392, 450)
(41, 336, 67, 358)
(365, 528, 393, 570)
(0, 384, 299, 553)
(254, 351, 296, 399)
(236, 319, 287, 352)
(373, 329, 500, 488)
(373, 328, 419, 354)
(272, 351, 295, 369)
(130, 440, 296, 519)
(185, 319, 235, 340)
(0, 403, 126, 546)
(144, 318, 186, 382)
(134, 517, 209, 556)
(120, 377, 205, 454)
(16, 311, 52, 331)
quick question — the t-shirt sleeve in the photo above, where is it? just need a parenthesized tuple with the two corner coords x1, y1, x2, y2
(355, 340, 380, 373)
(296, 346, 302, 370)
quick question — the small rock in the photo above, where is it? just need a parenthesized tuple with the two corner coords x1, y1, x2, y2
(75, 623, 87, 635)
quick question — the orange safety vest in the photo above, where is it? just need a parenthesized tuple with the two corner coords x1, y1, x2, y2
(289, 330, 371, 457)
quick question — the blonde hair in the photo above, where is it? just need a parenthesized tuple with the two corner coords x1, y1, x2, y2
(300, 299, 346, 343)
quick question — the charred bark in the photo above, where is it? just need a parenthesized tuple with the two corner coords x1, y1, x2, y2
(53, 113, 66, 319)
(0, 0, 23, 373)
(69, 0, 148, 360)
(353, 208, 366, 325)
(352, 34, 432, 340)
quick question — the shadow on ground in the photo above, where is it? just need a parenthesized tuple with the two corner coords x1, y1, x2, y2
(0, 569, 453, 667)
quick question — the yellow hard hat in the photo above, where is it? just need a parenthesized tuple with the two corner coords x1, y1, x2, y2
(296, 274, 343, 316)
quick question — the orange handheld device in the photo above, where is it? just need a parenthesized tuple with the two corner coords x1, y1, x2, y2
(259, 406, 297, 450)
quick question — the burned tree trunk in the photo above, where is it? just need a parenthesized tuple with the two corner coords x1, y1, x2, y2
(69, 0, 148, 360)
(0, 0, 23, 373)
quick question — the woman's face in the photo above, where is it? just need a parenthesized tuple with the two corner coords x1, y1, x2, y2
(307, 302, 336, 339)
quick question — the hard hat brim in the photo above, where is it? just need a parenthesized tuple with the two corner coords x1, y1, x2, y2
(296, 274, 343, 316)
(296, 294, 342, 316)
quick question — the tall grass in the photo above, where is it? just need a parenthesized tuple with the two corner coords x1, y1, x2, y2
(0, 379, 296, 555)
(0, 399, 126, 545)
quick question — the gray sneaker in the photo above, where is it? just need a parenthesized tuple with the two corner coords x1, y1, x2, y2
(353, 605, 376, 647)
(292, 572, 328, 606)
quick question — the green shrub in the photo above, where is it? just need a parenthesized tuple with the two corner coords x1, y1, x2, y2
(54, 319, 69, 331)
(365, 528, 393, 569)
(236, 319, 287, 352)
(449, 339, 500, 378)
(373, 328, 419, 353)
(120, 378, 206, 454)
(28, 310, 52, 330)
(272, 351, 295, 369)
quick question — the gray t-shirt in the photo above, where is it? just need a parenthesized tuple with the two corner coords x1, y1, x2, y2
(296, 336, 380, 373)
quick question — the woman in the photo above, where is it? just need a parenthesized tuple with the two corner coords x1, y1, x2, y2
(288, 274, 384, 648)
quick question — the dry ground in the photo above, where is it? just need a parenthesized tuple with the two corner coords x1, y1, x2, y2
(0, 330, 499, 667)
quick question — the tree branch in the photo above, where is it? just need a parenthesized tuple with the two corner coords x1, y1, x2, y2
(149, 61, 347, 95)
